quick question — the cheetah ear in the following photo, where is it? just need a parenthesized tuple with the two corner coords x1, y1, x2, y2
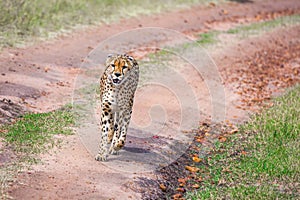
(126, 55, 134, 61)
(107, 54, 114, 58)
(105, 54, 115, 65)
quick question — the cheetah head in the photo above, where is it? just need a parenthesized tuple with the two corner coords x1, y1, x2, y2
(105, 54, 136, 85)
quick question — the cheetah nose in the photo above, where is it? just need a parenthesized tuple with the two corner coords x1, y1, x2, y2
(114, 73, 121, 77)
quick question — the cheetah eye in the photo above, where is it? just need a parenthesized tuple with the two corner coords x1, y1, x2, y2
(122, 66, 127, 70)
(111, 64, 115, 68)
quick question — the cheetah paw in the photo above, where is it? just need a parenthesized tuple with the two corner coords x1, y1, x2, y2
(108, 147, 119, 155)
(95, 153, 107, 161)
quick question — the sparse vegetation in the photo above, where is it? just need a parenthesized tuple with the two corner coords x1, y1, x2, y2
(227, 14, 300, 36)
(0, 106, 74, 197)
(196, 14, 300, 47)
(186, 85, 300, 199)
(1, 106, 74, 155)
(197, 31, 219, 45)
(0, 0, 213, 49)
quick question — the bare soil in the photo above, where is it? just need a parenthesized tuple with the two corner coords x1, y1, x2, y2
(1, 0, 300, 199)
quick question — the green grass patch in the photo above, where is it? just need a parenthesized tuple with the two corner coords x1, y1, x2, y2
(186, 85, 300, 199)
(0, 0, 215, 49)
(197, 31, 220, 45)
(0, 106, 74, 155)
(227, 15, 300, 36)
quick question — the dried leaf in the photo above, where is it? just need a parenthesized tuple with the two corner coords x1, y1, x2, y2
(172, 193, 183, 199)
(229, 128, 239, 134)
(218, 136, 227, 142)
(178, 178, 186, 184)
(185, 166, 199, 173)
(176, 187, 186, 193)
(159, 184, 167, 192)
(196, 177, 203, 182)
(222, 9, 228, 15)
(255, 14, 262, 21)
(196, 138, 203, 143)
(192, 156, 202, 163)
(209, 2, 216, 7)
(192, 184, 200, 189)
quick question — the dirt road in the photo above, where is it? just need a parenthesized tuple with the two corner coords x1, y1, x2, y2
(1, 0, 300, 199)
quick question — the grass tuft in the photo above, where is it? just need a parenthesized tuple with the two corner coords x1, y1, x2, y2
(197, 31, 219, 45)
(0, 106, 74, 154)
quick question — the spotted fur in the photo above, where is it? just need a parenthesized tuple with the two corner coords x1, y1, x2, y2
(95, 54, 139, 161)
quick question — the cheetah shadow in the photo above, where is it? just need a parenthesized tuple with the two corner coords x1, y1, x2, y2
(106, 130, 192, 172)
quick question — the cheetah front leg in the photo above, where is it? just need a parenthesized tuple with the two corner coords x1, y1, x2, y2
(109, 111, 121, 155)
(95, 103, 114, 161)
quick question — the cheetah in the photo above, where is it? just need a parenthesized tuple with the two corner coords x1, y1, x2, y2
(95, 54, 139, 161)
